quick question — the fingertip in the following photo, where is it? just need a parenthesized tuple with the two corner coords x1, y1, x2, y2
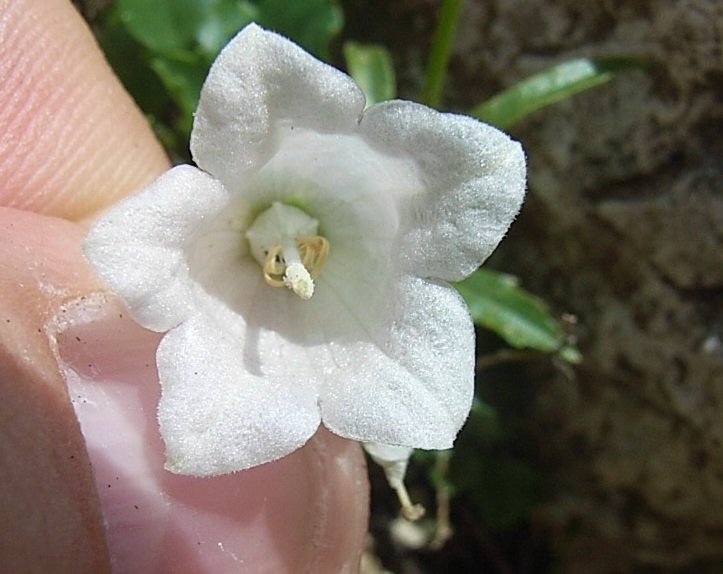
(0, 0, 170, 220)
(0, 207, 110, 573)
(305, 428, 371, 574)
(56, 301, 370, 573)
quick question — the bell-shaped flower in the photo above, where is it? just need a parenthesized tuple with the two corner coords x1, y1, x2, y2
(83, 24, 525, 489)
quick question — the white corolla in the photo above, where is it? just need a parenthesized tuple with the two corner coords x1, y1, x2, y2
(83, 24, 526, 508)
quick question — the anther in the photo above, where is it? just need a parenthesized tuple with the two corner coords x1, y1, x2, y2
(260, 236, 329, 299)
(297, 236, 329, 278)
(245, 202, 329, 299)
(394, 482, 426, 521)
(262, 245, 286, 287)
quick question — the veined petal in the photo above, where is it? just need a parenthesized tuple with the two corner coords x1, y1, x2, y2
(239, 127, 417, 221)
(83, 165, 228, 332)
(157, 314, 322, 476)
(319, 276, 474, 449)
(361, 100, 526, 281)
(191, 24, 366, 194)
(231, 127, 416, 341)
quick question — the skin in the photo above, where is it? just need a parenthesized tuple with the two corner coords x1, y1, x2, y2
(0, 1, 369, 572)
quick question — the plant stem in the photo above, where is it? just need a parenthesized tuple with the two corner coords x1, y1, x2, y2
(421, 0, 464, 108)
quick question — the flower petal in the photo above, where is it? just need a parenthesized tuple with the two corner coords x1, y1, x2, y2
(228, 126, 416, 340)
(83, 165, 227, 332)
(55, 295, 369, 573)
(157, 314, 322, 476)
(319, 276, 474, 450)
(361, 100, 527, 281)
(191, 24, 366, 194)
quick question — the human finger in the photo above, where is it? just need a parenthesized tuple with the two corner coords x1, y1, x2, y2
(0, 0, 169, 220)
(0, 206, 109, 573)
(56, 295, 369, 572)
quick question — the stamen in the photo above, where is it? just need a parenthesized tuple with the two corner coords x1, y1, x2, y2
(262, 245, 286, 287)
(394, 482, 426, 521)
(260, 236, 329, 299)
(246, 201, 330, 299)
(297, 236, 329, 278)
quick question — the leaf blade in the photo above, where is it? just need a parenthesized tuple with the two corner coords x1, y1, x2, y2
(343, 42, 396, 106)
(455, 269, 580, 362)
(470, 57, 641, 129)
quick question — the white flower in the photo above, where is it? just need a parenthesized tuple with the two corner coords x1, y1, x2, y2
(83, 24, 526, 482)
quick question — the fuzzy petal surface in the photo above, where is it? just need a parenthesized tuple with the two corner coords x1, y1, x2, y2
(55, 295, 369, 574)
(361, 100, 527, 281)
(83, 24, 527, 478)
(83, 166, 228, 332)
(191, 24, 366, 194)
(157, 314, 322, 476)
(320, 276, 474, 450)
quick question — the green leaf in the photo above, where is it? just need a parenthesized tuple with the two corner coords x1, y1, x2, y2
(455, 269, 580, 362)
(96, 11, 170, 118)
(115, 0, 204, 55)
(421, 0, 463, 108)
(464, 398, 504, 444)
(451, 453, 539, 531)
(115, 0, 256, 58)
(413, 398, 501, 468)
(343, 42, 396, 106)
(149, 55, 208, 135)
(107, 0, 343, 143)
(194, 1, 258, 57)
(106, 0, 259, 142)
(255, 0, 343, 59)
(448, 399, 540, 531)
(470, 57, 640, 129)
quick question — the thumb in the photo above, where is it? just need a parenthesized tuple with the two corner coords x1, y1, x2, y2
(56, 300, 370, 573)
(0, 207, 109, 573)
(0, 205, 370, 574)
(0, 0, 169, 220)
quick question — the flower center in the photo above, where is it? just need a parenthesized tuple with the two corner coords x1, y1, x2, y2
(245, 202, 329, 300)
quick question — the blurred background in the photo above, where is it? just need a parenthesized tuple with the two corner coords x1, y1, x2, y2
(74, 1, 723, 572)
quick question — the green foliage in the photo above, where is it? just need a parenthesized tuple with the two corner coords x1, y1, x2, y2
(343, 42, 396, 106)
(421, 0, 463, 108)
(98, 0, 342, 149)
(455, 269, 581, 363)
(115, 0, 254, 57)
(254, 0, 343, 60)
(451, 449, 540, 531)
(448, 399, 540, 531)
(470, 57, 640, 130)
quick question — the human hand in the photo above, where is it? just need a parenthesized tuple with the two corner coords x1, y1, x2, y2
(0, 1, 369, 572)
